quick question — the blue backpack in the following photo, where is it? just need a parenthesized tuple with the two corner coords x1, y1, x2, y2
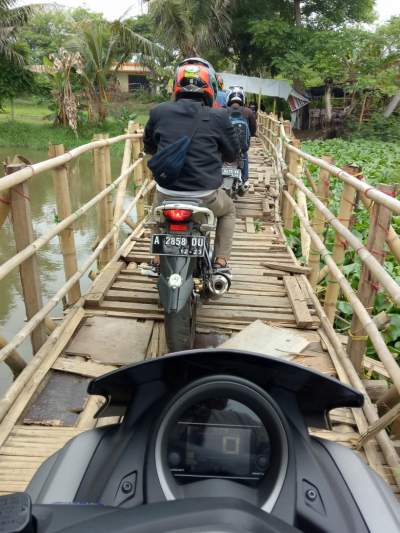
(228, 107, 251, 152)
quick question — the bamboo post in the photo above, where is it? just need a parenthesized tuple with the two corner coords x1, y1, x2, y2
(347, 183, 395, 374)
(0, 335, 26, 378)
(0, 167, 11, 229)
(102, 134, 114, 264)
(133, 136, 145, 223)
(48, 145, 81, 305)
(9, 165, 47, 354)
(112, 121, 136, 251)
(323, 179, 358, 323)
(282, 139, 301, 229)
(353, 166, 400, 264)
(308, 156, 333, 288)
(297, 188, 311, 263)
(93, 134, 110, 269)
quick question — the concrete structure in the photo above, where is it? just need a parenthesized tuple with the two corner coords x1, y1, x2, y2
(113, 62, 151, 93)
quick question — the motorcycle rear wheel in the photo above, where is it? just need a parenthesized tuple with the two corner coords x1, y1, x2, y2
(164, 298, 195, 353)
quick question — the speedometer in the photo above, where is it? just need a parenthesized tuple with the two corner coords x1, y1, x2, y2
(167, 398, 271, 485)
(155, 375, 289, 511)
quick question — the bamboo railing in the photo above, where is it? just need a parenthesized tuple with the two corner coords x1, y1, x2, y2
(258, 111, 400, 486)
(0, 121, 153, 377)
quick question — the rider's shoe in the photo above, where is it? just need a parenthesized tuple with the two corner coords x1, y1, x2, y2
(238, 181, 250, 196)
(140, 261, 159, 277)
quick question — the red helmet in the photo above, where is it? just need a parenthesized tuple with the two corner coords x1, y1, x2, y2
(173, 63, 217, 107)
(217, 74, 224, 90)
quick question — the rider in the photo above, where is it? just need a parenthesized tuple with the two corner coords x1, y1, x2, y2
(143, 58, 240, 274)
(214, 74, 227, 108)
(226, 87, 257, 188)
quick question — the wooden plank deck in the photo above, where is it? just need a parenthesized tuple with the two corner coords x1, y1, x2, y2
(0, 140, 397, 496)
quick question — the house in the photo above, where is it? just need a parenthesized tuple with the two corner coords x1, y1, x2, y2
(112, 62, 151, 93)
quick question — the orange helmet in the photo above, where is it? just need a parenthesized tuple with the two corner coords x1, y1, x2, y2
(173, 63, 217, 107)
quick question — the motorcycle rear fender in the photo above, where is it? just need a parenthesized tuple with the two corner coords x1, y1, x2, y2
(158, 256, 195, 314)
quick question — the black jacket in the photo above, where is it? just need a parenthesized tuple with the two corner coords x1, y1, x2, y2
(143, 99, 240, 191)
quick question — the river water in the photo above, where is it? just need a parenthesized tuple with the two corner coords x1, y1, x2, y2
(0, 147, 133, 395)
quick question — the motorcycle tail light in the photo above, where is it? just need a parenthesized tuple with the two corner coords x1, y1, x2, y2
(169, 223, 189, 232)
(163, 209, 192, 222)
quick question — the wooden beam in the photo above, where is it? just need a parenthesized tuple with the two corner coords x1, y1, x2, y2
(283, 276, 314, 328)
(9, 170, 47, 354)
(85, 262, 124, 308)
(262, 262, 311, 274)
(49, 144, 81, 305)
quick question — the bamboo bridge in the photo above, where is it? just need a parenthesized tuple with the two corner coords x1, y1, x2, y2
(0, 115, 400, 498)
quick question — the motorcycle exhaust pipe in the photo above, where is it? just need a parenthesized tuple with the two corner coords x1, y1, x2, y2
(209, 274, 230, 297)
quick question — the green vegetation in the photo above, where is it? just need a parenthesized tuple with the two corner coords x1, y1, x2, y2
(287, 138, 400, 360)
(0, 96, 152, 149)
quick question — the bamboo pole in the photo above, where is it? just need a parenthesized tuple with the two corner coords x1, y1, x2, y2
(0, 216, 149, 430)
(282, 139, 301, 229)
(0, 133, 142, 194)
(283, 190, 400, 399)
(308, 156, 332, 288)
(48, 144, 81, 305)
(297, 189, 311, 263)
(317, 264, 329, 283)
(285, 144, 400, 215)
(304, 283, 400, 488)
(0, 179, 153, 364)
(324, 181, 357, 322)
(112, 121, 136, 251)
(133, 136, 145, 223)
(9, 167, 47, 354)
(102, 134, 114, 265)
(357, 402, 400, 449)
(354, 170, 400, 264)
(93, 134, 109, 269)
(0, 159, 141, 285)
(347, 184, 395, 374)
(286, 173, 400, 307)
(0, 335, 26, 378)
(0, 166, 12, 228)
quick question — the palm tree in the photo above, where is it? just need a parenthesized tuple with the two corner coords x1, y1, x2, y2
(147, 0, 234, 57)
(0, 0, 32, 63)
(71, 19, 164, 121)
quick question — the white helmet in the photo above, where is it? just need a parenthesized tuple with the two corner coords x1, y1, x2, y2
(227, 86, 245, 106)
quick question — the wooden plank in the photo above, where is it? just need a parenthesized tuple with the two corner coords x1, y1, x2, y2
(283, 276, 314, 328)
(262, 262, 311, 274)
(52, 357, 117, 378)
(85, 262, 124, 307)
(245, 217, 255, 233)
(23, 370, 89, 427)
(0, 307, 85, 446)
(220, 321, 309, 359)
(65, 316, 153, 365)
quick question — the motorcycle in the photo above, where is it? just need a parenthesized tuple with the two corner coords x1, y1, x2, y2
(147, 199, 231, 352)
(6, 349, 399, 533)
(222, 157, 249, 198)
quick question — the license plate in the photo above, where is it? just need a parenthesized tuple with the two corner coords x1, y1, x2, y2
(151, 234, 205, 257)
(222, 167, 241, 178)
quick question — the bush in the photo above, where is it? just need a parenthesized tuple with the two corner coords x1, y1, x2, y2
(345, 112, 400, 143)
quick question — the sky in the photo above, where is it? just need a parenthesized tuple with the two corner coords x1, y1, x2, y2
(18, 0, 399, 22)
